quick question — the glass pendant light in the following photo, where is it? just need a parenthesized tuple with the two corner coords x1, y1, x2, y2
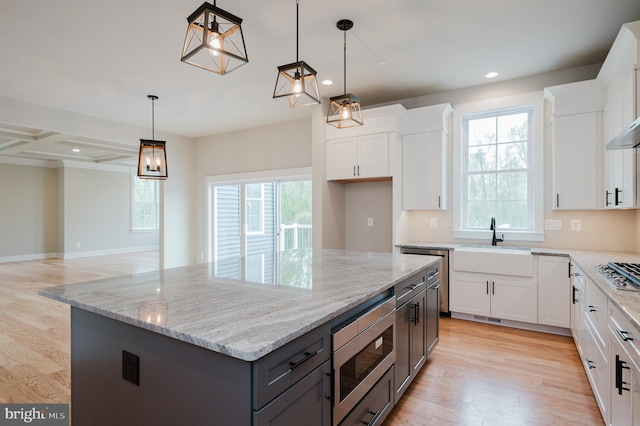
(272, 0, 320, 107)
(137, 95, 168, 180)
(181, 1, 248, 75)
(326, 19, 363, 128)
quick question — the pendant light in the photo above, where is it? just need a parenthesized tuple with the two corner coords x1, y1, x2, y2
(326, 19, 363, 128)
(272, 0, 320, 107)
(137, 95, 168, 180)
(180, 1, 248, 75)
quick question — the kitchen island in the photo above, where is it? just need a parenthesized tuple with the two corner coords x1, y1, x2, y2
(39, 249, 439, 425)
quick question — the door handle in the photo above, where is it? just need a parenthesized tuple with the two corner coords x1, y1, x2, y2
(606, 190, 611, 206)
(486, 280, 489, 295)
(572, 286, 578, 304)
(615, 187, 622, 205)
(492, 281, 495, 295)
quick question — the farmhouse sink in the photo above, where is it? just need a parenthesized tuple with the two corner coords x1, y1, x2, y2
(453, 245, 534, 276)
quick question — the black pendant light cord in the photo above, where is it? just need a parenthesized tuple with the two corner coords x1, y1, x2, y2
(343, 30, 346, 95)
(296, 0, 299, 62)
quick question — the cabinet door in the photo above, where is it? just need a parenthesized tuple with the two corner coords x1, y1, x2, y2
(449, 272, 491, 316)
(570, 267, 586, 358)
(537, 256, 570, 328)
(402, 131, 446, 210)
(410, 289, 427, 376)
(326, 138, 357, 180)
(552, 112, 600, 210)
(394, 301, 411, 401)
(357, 133, 390, 179)
(610, 335, 633, 426)
(426, 283, 439, 356)
(490, 276, 537, 323)
(585, 322, 610, 421)
(253, 360, 331, 426)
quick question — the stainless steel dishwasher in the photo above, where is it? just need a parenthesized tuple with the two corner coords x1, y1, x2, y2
(400, 247, 450, 314)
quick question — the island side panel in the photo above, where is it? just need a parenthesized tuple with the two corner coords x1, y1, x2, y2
(71, 307, 252, 425)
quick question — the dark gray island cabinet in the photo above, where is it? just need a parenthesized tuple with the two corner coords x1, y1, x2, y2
(39, 249, 439, 425)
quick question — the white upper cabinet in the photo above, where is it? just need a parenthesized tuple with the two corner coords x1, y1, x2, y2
(326, 133, 389, 180)
(598, 21, 640, 209)
(545, 80, 605, 210)
(401, 103, 452, 210)
(326, 105, 404, 182)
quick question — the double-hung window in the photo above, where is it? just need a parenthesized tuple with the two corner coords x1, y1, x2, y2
(454, 93, 543, 241)
(132, 177, 159, 231)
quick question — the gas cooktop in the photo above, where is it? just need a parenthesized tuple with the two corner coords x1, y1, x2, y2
(596, 262, 640, 292)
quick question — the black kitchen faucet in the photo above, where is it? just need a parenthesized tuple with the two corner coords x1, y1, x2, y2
(490, 217, 504, 246)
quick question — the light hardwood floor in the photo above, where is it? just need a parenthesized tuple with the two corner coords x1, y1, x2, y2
(1, 254, 603, 425)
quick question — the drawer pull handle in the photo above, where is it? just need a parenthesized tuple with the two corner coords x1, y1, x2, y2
(587, 305, 596, 313)
(586, 359, 596, 369)
(361, 409, 383, 426)
(289, 350, 319, 370)
(617, 328, 634, 342)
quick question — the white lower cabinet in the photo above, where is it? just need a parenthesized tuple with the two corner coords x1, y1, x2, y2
(609, 303, 640, 426)
(450, 271, 537, 323)
(537, 255, 571, 328)
(570, 262, 587, 358)
(585, 317, 610, 421)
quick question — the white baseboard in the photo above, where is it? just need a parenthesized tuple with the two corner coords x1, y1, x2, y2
(0, 246, 158, 263)
(451, 311, 571, 336)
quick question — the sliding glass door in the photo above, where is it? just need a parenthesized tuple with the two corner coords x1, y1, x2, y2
(208, 175, 311, 275)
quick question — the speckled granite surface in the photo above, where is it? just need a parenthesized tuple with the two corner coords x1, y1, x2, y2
(39, 249, 439, 361)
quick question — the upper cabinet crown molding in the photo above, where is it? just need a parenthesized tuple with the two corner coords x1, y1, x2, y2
(402, 103, 453, 135)
(544, 79, 606, 116)
(598, 20, 640, 90)
(325, 104, 406, 140)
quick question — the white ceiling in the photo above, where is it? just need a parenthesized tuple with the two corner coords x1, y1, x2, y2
(1, 0, 640, 165)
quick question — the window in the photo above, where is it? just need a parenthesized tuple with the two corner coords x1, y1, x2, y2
(453, 93, 543, 242)
(245, 183, 264, 234)
(132, 177, 158, 231)
(463, 107, 532, 230)
(207, 168, 312, 265)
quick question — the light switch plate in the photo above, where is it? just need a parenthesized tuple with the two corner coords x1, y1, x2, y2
(430, 218, 438, 228)
(571, 219, 581, 231)
(367, 218, 373, 227)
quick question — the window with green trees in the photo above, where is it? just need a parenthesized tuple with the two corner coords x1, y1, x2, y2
(462, 106, 532, 231)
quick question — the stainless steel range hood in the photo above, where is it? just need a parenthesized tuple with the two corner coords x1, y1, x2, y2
(606, 115, 640, 150)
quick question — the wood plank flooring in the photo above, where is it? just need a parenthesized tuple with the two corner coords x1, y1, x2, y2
(1, 253, 603, 425)
(384, 319, 604, 426)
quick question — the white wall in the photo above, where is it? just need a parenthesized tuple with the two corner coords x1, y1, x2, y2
(344, 181, 393, 253)
(194, 118, 313, 261)
(0, 97, 195, 266)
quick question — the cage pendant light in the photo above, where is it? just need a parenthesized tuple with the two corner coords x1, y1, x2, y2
(272, 0, 320, 107)
(180, 1, 248, 75)
(327, 19, 363, 128)
(138, 95, 168, 180)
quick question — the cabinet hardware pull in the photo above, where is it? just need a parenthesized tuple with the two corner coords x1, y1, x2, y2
(615, 187, 621, 206)
(486, 280, 489, 295)
(411, 302, 420, 325)
(617, 328, 634, 342)
(438, 195, 441, 208)
(606, 190, 611, 206)
(556, 194, 559, 208)
(361, 409, 383, 426)
(587, 305, 596, 312)
(572, 286, 578, 304)
(616, 354, 631, 394)
(568, 262, 572, 278)
(353, 165, 356, 176)
(289, 350, 319, 370)
(586, 359, 596, 369)
(357, 165, 360, 176)
(492, 281, 495, 295)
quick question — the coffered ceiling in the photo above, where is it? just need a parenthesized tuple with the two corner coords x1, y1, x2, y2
(1, 0, 640, 166)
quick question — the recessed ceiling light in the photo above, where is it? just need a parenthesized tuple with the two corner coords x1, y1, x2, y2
(72, 148, 80, 152)
(485, 72, 498, 79)
(378, 60, 387, 66)
(322, 79, 333, 86)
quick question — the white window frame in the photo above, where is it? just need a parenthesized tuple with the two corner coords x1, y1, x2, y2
(245, 183, 265, 236)
(452, 92, 544, 242)
(131, 175, 159, 232)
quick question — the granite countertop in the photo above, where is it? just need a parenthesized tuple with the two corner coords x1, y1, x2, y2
(39, 249, 439, 362)
(398, 241, 640, 333)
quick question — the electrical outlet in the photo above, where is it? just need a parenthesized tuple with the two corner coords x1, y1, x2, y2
(122, 350, 140, 386)
(75, 242, 81, 248)
(570, 219, 581, 231)
(544, 220, 561, 230)
(430, 218, 438, 228)
(367, 218, 373, 227)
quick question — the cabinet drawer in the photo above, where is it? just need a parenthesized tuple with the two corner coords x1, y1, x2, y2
(395, 270, 427, 307)
(585, 319, 610, 418)
(585, 279, 608, 350)
(253, 360, 331, 426)
(609, 303, 640, 363)
(338, 366, 394, 426)
(253, 323, 331, 410)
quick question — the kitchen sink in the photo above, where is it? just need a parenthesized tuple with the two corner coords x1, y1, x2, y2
(453, 245, 533, 276)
